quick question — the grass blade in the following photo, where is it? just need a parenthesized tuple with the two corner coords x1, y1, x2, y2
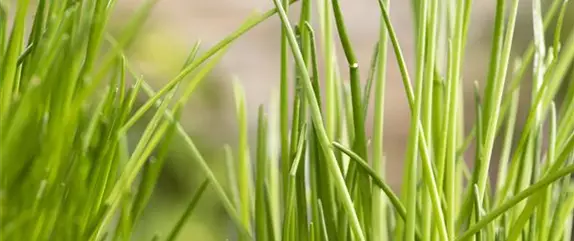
(255, 105, 269, 241)
(165, 179, 210, 241)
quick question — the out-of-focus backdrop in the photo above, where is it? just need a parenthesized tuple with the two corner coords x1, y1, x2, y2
(100, 0, 571, 240)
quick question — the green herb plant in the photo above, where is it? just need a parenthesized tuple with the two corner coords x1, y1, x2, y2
(1, 0, 574, 241)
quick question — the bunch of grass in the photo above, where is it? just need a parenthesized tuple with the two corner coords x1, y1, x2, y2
(224, 0, 574, 240)
(2, 0, 574, 241)
(0, 0, 251, 239)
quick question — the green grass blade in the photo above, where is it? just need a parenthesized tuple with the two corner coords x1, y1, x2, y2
(471, 184, 485, 241)
(494, 88, 520, 195)
(165, 179, 210, 241)
(255, 105, 269, 241)
(478, 0, 524, 203)
(224, 144, 241, 209)
(552, 0, 569, 57)
(233, 79, 253, 239)
(279, 0, 291, 209)
(372, 1, 389, 240)
(1, 0, 32, 119)
(316, 0, 337, 141)
(331, 0, 367, 161)
(263, 184, 277, 241)
(362, 41, 379, 118)
(536, 103, 557, 241)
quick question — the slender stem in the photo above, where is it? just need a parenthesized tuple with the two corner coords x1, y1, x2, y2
(372, 1, 389, 240)
(331, 2, 370, 227)
(255, 106, 269, 241)
(477, 0, 520, 200)
(280, 0, 291, 211)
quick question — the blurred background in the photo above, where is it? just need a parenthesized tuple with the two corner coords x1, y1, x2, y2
(106, 0, 570, 240)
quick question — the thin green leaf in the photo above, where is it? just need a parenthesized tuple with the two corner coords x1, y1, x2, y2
(165, 179, 210, 241)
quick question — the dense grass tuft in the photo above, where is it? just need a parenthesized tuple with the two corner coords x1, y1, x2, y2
(2, 0, 574, 241)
